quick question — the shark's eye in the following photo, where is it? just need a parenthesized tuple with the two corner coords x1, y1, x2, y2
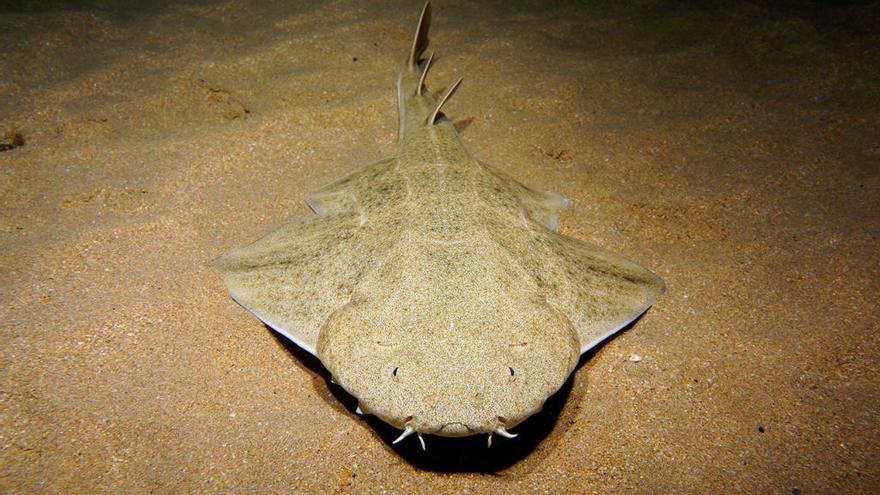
(508, 367, 515, 376)
(392, 367, 399, 376)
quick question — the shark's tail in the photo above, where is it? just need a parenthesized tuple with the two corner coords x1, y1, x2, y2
(408, 1, 431, 70)
(396, 1, 462, 140)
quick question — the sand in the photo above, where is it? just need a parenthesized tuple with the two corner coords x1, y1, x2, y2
(1, 1, 878, 493)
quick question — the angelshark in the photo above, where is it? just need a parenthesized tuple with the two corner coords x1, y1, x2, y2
(213, 1, 665, 450)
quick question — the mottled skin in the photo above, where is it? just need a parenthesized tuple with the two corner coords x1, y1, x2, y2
(213, 2, 664, 442)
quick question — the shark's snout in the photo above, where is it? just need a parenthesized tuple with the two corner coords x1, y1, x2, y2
(317, 301, 581, 448)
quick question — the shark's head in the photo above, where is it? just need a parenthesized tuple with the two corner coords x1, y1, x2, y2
(316, 296, 580, 444)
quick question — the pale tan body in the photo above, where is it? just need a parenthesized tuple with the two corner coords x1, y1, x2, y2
(213, 2, 664, 445)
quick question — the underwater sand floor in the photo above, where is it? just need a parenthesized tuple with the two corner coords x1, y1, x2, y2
(1, 1, 878, 493)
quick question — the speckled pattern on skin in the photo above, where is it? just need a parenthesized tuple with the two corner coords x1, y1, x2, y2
(213, 2, 664, 442)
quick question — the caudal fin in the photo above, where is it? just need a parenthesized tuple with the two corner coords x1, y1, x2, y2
(408, 2, 431, 69)
(397, 1, 464, 137)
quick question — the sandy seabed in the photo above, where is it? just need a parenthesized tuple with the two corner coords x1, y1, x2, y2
(1, 0, 878, 493)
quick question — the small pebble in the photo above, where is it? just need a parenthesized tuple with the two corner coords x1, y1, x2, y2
(0, 131, 24, 152)
(628, 353, 642, 363)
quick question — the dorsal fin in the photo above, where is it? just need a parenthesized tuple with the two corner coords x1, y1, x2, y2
(408, 2, 432, 68)
(415, 51, 434, 95)
(427, 77, 462, 125)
